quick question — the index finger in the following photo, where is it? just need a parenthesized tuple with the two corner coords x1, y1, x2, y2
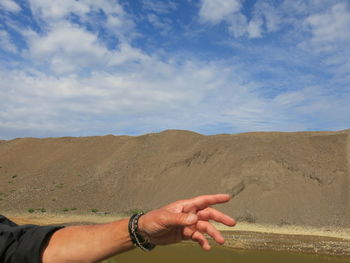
(183, 194, 231, 213)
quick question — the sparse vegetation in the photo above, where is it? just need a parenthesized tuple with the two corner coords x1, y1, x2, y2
(12, 175, 17, 179)
(129, 209, 147, 215)
(237, 214, 256, 224)
(10, 189, 16, 193)
(25, 208, 46, 213)
(71, 207, 77, 211)
(91, 208, 99, 213)
(55, 183, 64, 189)
(63, 208, 69, 212)
(278, 219, 290, 226)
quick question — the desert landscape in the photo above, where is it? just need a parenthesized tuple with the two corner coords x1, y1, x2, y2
(1, 129, 350, 256)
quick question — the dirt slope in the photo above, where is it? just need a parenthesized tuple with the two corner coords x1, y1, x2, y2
(1, 130, 349, 228)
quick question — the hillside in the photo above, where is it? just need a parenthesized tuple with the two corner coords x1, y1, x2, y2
(1, 130, 349, 228)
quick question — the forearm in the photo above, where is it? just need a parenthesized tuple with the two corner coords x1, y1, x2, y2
(42, 218, 134, 263)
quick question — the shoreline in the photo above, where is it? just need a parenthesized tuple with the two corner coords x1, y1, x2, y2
(216, 222, 350, 240)
(6, 213, 350, 257)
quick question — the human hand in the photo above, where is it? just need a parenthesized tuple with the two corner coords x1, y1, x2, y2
(138, 194, 235, 250)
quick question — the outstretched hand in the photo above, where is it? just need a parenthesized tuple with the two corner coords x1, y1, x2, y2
(41, 194, 235, 263)
(138, 194, 236, 250)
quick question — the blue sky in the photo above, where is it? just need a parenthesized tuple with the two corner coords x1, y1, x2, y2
(0, 0, 349, 139)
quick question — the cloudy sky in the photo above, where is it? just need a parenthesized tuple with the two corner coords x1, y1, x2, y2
(0, 0, 349, 139)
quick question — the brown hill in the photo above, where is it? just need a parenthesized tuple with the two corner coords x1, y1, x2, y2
(0, 130, 349, 228)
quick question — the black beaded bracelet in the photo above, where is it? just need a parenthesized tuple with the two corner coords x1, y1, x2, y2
(128, 212, 156, 252)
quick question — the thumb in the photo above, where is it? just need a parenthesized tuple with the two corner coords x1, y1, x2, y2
(164, 212, 198, 227)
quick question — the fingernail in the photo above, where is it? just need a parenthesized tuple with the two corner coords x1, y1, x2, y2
(186, 214, 197, 224)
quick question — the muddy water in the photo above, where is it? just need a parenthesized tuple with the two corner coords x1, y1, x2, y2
(104, 244, 350, 263)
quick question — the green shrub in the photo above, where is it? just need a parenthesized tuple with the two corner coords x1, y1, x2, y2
(41, 208, 46, 213)
(71, 207, 77, 211)
(28, 208, 35, 213)
(55, 183, 64, 189)
(63, 208, 69, 212)
(91, 209, 98, 213)
(129, 209, 147, 215)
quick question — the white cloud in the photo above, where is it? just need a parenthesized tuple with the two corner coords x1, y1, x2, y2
(227, 13, 248, 38)
(280, 0, 309, 16)
(108, 43, 151, 66)
(198, 0, 350, 41)
(305, 2, 350, 50)
(287, 87, 350, 129)
(20, 0, 141, 75)
(26, 23, 109, 74)
(0, 29, 17, 53)
(247, 18, 263, 38)
(23, 20, 150, 74)
(0, 61, 198, 136)
(273, 85, 350, 127)
(1, 56, 289, 138)
(199, 0, 265, 39)
(147, 14, 172, 34)
(0, 0, 21, 12)
(4, 51, 348, 139)
(199, 0, 241, 24)
(274, 90, 306, 106)
(28, 0, 134, 40)
(143, 0, 177, 14)
(28, 0, 89, 22)
(298, 2, 350, 77)
(254, 1, 283, 33)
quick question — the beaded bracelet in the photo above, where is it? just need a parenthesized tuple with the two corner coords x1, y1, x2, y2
(128, 212, 156, 251)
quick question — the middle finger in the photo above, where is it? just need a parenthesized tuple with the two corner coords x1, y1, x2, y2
(196, 220, 225, 245)
(197, 207, 236, 226)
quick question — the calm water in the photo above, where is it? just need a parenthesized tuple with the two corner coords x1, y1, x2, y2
(104, 244, 350, 263)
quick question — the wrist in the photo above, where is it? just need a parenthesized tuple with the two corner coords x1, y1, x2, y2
(128, 213, 156, 251)
(137, 214, 147, 238)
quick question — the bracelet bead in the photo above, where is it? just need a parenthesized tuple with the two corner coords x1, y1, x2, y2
(128, 213, 156, 252)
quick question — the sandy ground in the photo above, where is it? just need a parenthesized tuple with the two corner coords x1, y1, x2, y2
(2, 130, 350, 229)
